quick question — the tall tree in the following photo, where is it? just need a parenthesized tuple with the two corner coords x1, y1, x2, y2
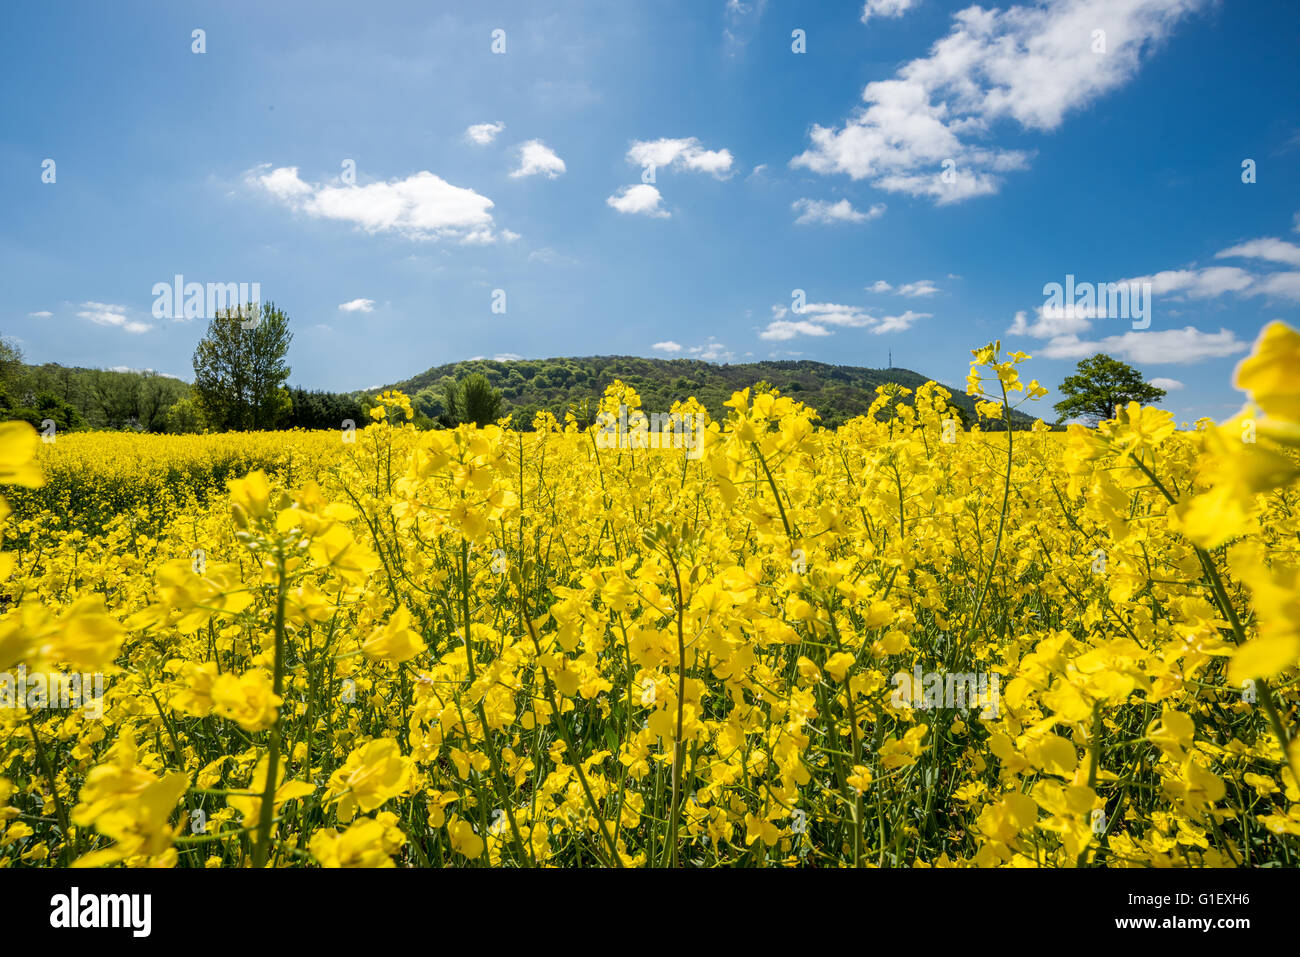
(0, 335, 27, 401)
(192, 302, 293, 430)
(440, 372, 502, 427)
(1053, 353, 1166, 424)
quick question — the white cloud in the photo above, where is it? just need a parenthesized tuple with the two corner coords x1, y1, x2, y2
(761, 320, 836, 341)
(78, 301, 150, 334)
(652, 341, 683, 353)
(510, 140, 566, 179)
(28, 310, 52, 318)
(627, 138, 734, 178)
(897, 279, 939, 297)
(1122, 266, 1255, 298)
(338, 298, 375, 313)
(606, 184, 669, 217)
(256, 166, 315, 201)
(861, 0, 921, 24)
(689, 339, 734, 362)
(248, 164, 505, 243)
(792, 198, 885, 225)
(1107, 229, 1300, 304)
(1008, 306, 1096, 339)
(872, 310, 928, 333)
(465, 121, 505, 145)
(760, 300, 928, 339)
(1039, 326, 1246, 364)
(1216, 237, 1300, 268)
(1148, 377, 1184, 390)
(869, 278, 938, 296)
(1252, 272, 1300, 301)
(793, 0, 1205, 203)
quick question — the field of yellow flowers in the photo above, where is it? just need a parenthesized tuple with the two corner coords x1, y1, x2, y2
(1, 328, 1298, 869)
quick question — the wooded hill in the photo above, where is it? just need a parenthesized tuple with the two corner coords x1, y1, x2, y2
(387, 355, 1041, 430)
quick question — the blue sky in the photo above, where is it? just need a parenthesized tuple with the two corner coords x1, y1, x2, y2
(2, 0, 1298, 423)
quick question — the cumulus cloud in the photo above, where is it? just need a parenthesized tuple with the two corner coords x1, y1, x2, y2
(1253, 272, 1300, 300)
(689, 339, 734, 362)
(465, 121, 505, 145)
(652, 340, 683, 353)
(897, 279, 939, 297)
(338, 298, 375, 313)
(606, 184, 669, 217)
(1007, 306, 1095, 339)
(761, 300, 928, 340)
(869, 279, 938, 296)
(761, 320, 836, 341)
(1119, 262, 1300, 303)
(1123, 266, 1255, 298)
(793, 0, 1205, 203)
(510, 140, 566, 179)
(248, 164, 505, 243)
(28, 310, 52, 318)
(78, 301, 150, 334)
(627, 138, 734, 178)
(792, 198, 885, 225)
(862, 0, 921, 24)
(1148, 377, 1184, 390)
(1215, 237, 1300, 268)
(1039, 327, 1246, 364)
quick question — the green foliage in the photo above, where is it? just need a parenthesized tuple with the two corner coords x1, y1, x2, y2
(160, 395, 207, 434)
(441, 372, 503, 427)
(1053, 353, 1167, 424)
(284, 387, 365, 431)
(81, 369, 190, 430)
(0, 389, 84, 433)
(192, 302, 294, 430)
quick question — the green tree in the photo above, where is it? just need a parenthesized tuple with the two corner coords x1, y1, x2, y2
(0, 335, 26, 397)
(441, 372, 503, 427)
(161, 394, 207, 433)
(192, 302, 293, 430)
(6, 391, 84, 433)
(1053, 353, 1166, 425)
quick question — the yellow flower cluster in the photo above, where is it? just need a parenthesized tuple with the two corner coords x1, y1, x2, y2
(1, 325, 1299, 867)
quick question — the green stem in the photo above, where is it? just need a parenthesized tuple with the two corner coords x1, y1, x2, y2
(252, 547, 288, 869)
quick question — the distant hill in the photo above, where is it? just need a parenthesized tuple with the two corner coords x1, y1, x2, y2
(384, 355, 1040, 430)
